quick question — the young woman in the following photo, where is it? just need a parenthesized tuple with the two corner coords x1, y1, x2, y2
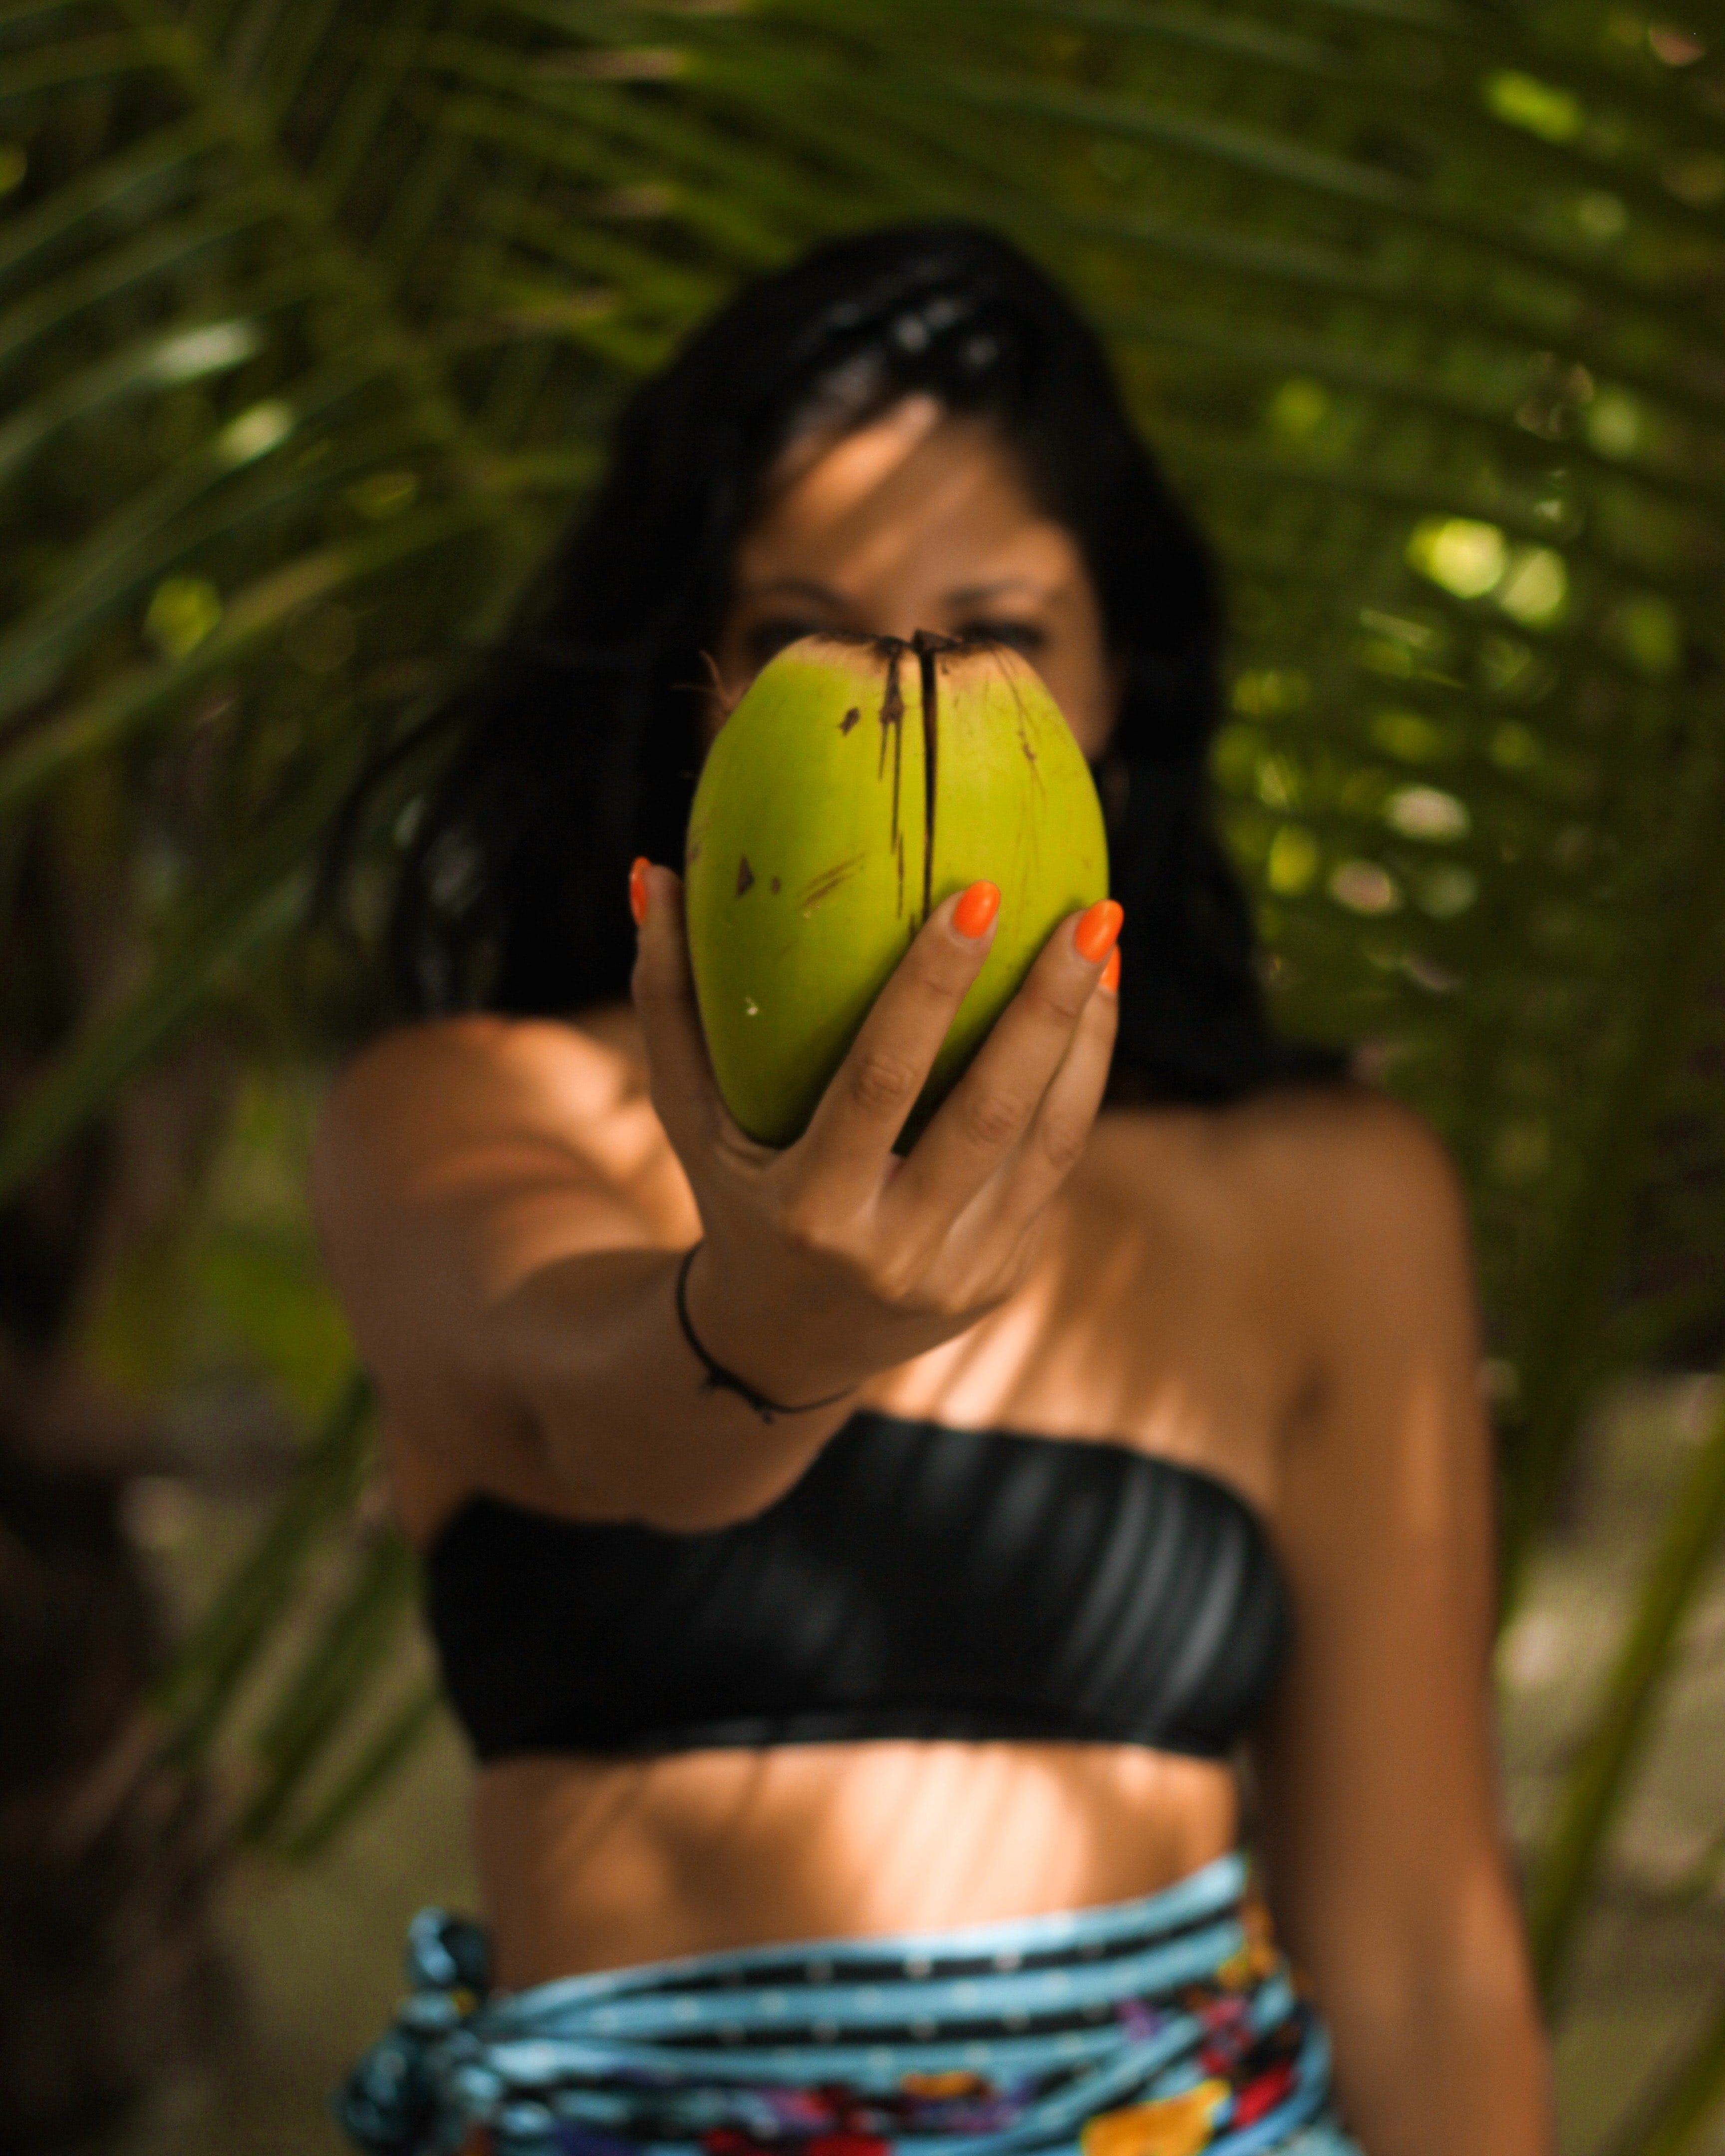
(318, 226, 1551, 2156)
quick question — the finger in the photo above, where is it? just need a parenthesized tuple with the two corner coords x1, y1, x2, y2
(629, 861, 733, 1159)
(792, 881, 1001, 1202)
(983, 941, 1122, 1240)
(889, 900, 1123, 1220)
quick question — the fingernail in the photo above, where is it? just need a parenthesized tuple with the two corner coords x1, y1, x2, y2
(952, 881, 1001, 940)
(1075, 899, 1124, 965)
(629, 856, 650, 927)
(1100, 947, 1121, 995)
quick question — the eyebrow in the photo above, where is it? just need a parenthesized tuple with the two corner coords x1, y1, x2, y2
(735, 573, 1057, 609)
(943, 578, 1053, 606)
(734, 575, 848, 605)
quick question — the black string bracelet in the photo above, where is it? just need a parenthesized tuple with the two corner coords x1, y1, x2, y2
(674, 1243, 858, 1425)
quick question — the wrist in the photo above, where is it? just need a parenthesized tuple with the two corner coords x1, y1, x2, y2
(677, 1242, 863, 1421)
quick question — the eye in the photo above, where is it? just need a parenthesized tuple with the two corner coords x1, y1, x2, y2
(955, 618, 1048, 656)
(744, 618, 825, 669)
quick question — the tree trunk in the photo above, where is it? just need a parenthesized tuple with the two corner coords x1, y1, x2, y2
(0, 816, 228, 2150)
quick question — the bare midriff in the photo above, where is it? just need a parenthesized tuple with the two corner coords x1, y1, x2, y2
(470, 1741, 1239, 1989)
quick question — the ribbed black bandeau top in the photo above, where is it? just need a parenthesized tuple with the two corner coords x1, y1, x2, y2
(425, 1410, 1292, 1763)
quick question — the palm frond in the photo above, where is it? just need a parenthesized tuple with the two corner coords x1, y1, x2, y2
(1526, 1376, 1725, 1998)
(0, 497, 499, 815)
(156, 1369, 375, 1763)
(1601, 1990, 1725, 2156)
(5, 5, 1725, 2135)
(0, 743, 344, 1202)
(235, 1524, 420, 1845)
(274, 1677, 443, 1862)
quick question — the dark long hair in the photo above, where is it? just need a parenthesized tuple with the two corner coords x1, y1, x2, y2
(372, 222, 1340, 1101)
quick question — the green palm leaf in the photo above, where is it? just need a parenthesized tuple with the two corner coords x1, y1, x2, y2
(156, 1369, 375, 1762)
(1602, 1992, 1725, 2156)
(5, 3, 1725, 2141)
(1527, 1375, 1725, 2001)
(0, 741, 347, 1201)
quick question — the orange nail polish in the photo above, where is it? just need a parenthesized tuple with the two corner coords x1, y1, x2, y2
(629, 856, 650, 927)
(1075, 899, 1124, 965)
(953, 881, 1001, 940)
(1100, 947, 1121, 995)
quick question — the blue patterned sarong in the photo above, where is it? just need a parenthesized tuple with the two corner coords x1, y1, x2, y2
(338, 1852, 1361, 2156)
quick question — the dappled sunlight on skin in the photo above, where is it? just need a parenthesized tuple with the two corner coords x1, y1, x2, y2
(763, 390, 946, 525)
(343, 913, 1551, 2139)
(774, 1742, 1234, 1933)
(312, 255, 1553, 2123)
(453, 1012, 1292, 1522)
(474, 1743, 1236, 1989)
(866, 1254, 1063, 1425)
(409, 1029, 1305, 1993)
(868, 1130, 1288, 1520)
(397, 1036, 1291, 1987)
(1395, 1363, 1464, 1548)
(709, 400, 1118, 758)
(772, 441, 1027, 621)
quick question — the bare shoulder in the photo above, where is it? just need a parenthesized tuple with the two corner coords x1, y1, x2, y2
(1218, 1086, 1483, 1401)
(313, 1011, 653, 1248)
(1230, 1081, 1463, 1231)
(1095, 1080, 1461, 1232)
(1224, 1082, 1472, 1295)
(321, 1012, 636, 1145)
(1087, 1080, 1472, 1341)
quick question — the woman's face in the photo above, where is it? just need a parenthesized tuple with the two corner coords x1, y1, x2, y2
(709, 395, 1120, 758)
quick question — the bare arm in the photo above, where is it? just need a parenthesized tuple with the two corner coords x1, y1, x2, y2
(1249, 1102, 1551, 2156)
(313, 867, 1122, 1531)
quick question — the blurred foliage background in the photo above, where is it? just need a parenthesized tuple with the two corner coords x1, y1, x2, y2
(2, 0, 1725, 2148)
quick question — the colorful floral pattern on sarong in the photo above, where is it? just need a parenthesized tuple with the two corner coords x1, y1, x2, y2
(338, 1855, 1361, 2156)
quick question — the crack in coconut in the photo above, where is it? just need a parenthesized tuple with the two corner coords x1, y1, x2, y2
(682, 627, 1107, 1149)
(913, 629, 944, 927)
(870, 630, 961, 929)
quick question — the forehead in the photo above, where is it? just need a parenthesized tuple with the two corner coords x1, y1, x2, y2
(736, 399, 1074, 583)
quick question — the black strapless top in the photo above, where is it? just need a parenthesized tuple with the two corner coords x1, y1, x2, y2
(426, 1410, 1292, 1762)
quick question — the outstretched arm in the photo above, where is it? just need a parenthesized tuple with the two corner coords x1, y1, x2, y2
(313, 868, 1121, 1532)
(1249, 1100, 1551, 2156)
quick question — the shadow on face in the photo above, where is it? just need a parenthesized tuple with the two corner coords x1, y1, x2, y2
(707, 395, 1121, 759)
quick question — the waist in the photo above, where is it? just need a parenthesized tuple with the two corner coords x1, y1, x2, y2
(473, 1741, 1239, 1990)
(340, 1851, 1355, 2156)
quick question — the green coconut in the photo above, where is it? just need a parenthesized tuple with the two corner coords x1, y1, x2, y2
(684, 631, 1109, 1148)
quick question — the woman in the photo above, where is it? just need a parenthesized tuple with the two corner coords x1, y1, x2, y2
(318, 226, 1551, 2156)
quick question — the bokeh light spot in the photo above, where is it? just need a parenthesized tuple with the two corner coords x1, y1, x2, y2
(151, 319, 263, 386)
(1484, 70, 1583, 142)
(1586, 388, 1643, 458)
(1408, 517, 1507, 599)
(1615, 594, 1683, 678)
(1329, 860, 1402, 915)
(1496, 548, 1568, 627)
(1266, 825, 1319, 895)
(1491, 723, 1542, 770)
(1418, 865, 1479, 918)
(1372, 710, 1447, 763)
(1268, 377, 1330, 443)
(1387, 786, 1470, 841)
(144, 576, 222, 660)
(217, 400, 294, 465)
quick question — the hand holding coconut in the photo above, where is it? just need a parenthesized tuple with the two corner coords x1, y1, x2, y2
(630, 632, 1122, 1419)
